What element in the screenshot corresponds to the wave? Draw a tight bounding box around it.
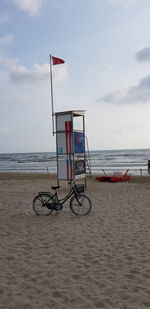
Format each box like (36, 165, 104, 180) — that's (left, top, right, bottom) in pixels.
(0, 149, 150, 174)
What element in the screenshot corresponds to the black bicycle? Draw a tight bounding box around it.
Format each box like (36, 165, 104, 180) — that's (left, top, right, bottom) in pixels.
(32, 182, 92, 216)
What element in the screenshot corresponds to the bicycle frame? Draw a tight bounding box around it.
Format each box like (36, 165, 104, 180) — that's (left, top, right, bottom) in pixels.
(39, 183, 83, 209)
(52, 186, 77, 205)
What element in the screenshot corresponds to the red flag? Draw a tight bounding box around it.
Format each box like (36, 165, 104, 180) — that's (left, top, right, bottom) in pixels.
(52, 56, 65, 65)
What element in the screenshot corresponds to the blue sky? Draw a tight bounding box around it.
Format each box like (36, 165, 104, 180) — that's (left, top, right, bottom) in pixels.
(1, 0, 150, 153)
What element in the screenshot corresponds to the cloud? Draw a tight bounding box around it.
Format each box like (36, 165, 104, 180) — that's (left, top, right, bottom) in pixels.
(136, 47, 150, 62)
(11, 0, 43, 15)
(0, 54, 17, 72)
(0, 54, 68, 84)
(11, 62, 68, 83)
(114, 122, 142, 134)
(52, 65, 68, 83)
(99, 74, 150, 104)
(0, 34, 14, 46)
(0, 126, 9, 134)
(11, 63, 50, 82)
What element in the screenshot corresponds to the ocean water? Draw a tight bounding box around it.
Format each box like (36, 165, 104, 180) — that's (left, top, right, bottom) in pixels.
(90, 149, 150, 175)
(0, 149, 150, 175)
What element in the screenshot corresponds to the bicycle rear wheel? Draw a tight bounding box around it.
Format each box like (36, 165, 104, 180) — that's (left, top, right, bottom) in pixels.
(33, 193, 54, 216)
(70, 194, 92, 216)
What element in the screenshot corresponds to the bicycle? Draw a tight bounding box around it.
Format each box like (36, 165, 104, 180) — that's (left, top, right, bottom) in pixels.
(32, 182, 92, 216)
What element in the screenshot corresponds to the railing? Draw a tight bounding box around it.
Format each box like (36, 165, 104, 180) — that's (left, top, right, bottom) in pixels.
(90, 167, 149, 177)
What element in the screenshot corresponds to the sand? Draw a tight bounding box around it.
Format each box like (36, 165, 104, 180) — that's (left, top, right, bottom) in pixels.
(0, 173, 150, 309)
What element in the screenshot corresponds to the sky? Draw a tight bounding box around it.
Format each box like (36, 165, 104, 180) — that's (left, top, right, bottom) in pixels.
(1, 0, 150, 153)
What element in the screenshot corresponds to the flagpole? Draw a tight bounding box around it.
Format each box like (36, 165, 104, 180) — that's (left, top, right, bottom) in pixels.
(50, 54, 55, 136)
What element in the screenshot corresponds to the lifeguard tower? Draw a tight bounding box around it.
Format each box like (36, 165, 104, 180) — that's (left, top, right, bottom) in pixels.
(55, 110, 88, 183)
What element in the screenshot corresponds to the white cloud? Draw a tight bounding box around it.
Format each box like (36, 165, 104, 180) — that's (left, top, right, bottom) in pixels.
(0, 54, 17, 71)
(136, 47, 150, 62)
(106, 64, 114, 72)
(0, 34, 14, 46)
(12, 0, 43, 15)
(12, 93, 35, 104)
(99, 74, 150, 104)
(0, 54, 68, 84)
(52, 65, 68, 83)
(10, 62, 68, 83)
(0, 126, 9, 134)
(114, 122, 142, 134)
(11, 63, 49, 82)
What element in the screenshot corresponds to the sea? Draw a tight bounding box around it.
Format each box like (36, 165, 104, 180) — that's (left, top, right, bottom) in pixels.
(0, 149, 150, 176)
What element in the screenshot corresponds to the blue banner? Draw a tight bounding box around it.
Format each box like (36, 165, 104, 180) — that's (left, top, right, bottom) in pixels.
(74, 132, 85, 153)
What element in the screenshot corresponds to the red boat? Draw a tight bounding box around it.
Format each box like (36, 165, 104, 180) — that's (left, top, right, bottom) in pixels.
(96, 170, 131, 182)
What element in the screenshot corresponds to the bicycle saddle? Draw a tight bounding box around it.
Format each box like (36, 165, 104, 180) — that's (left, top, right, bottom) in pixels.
(51, 186, 60, 190)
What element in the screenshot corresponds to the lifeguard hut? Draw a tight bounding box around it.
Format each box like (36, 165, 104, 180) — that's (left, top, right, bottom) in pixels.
(55, 110, 87, 183)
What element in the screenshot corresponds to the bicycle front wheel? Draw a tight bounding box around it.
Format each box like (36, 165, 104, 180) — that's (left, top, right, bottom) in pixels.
(33, 193, 54, 216)
(70, 194, 92, 216)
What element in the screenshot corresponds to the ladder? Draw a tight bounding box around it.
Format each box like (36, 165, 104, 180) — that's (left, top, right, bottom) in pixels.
(85, 136, 92, 176)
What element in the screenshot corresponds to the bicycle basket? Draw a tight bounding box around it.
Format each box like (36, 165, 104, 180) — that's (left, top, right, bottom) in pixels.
(75, 184, 84, 193)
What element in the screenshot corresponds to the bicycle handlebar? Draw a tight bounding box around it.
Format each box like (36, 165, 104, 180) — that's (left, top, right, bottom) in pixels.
(68, 180, 76, 187)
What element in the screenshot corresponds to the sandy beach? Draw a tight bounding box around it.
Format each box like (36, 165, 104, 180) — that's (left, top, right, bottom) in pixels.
(0, 173, 150, 309)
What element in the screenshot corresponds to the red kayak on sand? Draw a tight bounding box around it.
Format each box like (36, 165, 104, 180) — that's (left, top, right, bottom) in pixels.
(96, 170, 131, 182)
(96, 175, 131, 182)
